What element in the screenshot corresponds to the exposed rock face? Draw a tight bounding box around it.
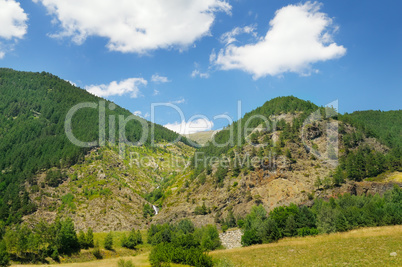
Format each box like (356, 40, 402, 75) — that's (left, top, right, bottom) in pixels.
(328, 181, 402, 198)
(304, 125, 322, 140)
(219, 229, 243, 249)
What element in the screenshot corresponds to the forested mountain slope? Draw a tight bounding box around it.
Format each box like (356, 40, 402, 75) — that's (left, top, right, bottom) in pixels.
(154, 97, 401, 226)
(0, 68, 190, 225)
(0, 69, 400, 233)
(343, 110, 402, 148)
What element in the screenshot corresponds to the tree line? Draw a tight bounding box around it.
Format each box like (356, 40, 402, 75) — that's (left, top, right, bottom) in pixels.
(222, 185, 402, 246)
(148, 219, 221, 267)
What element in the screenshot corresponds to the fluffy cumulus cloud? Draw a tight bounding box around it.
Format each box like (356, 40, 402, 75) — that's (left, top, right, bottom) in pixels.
(164, 118, 214, 135)
(151, 74, 170, 83)
(33, 0, 231, 54)
(0, 0, 28, 58)
(212, 2, 346, 78)
(85, 78, 147, 98)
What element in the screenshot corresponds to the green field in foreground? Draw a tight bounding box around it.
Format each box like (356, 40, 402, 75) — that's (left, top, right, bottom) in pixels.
(13, 225, 402, 267)
(211, 225, 402, 267)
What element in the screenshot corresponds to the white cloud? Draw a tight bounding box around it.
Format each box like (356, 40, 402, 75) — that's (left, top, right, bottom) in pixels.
(85, 78, 147, 98)
(164, 118, 214, 135)
(33, 0, 231, 54)
(191, 62, 210, 78)
(0, 0, 28, 58)
(220, 25, 257, 45)
(169, 98, 186, 104)
(66, 80, 76, 86)
(212, 2, 346, 78)
(133, 111, 142, 117)
(151, 74, 170, 83)
(191, 69, 210, 79)
(153, 89, 160, 96)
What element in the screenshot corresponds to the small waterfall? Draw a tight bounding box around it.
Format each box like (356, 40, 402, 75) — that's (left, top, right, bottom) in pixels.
(152, 205, 159, 215)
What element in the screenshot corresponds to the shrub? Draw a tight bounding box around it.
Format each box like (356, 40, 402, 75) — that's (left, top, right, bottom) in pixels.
(198, 174, 206, 185)
(237, 219, 245, 228)
(297, 227, 319, 237)
(221, 224, 228, 233)
(149, 243, 213, 267)
(117, 259, 135, 267)
(92, 241, 102, 259)
(194, 202, 209, 215)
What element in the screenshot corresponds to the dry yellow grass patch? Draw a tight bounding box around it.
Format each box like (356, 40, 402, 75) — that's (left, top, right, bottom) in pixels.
(387, 172, 402, 183)
(211, 225, 402, 266)
(12, 254, 148, 267)
(12, 252, 187, 267)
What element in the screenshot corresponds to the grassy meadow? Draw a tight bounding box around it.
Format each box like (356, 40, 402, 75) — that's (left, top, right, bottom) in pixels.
(11, 225, 402, 266)
(211, 225, 402, 266)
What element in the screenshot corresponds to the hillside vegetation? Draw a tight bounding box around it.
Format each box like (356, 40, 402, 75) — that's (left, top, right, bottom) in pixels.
(0, 70, 401, 266)
(0, 69, 190, 225)
(156, 96, 401, 227)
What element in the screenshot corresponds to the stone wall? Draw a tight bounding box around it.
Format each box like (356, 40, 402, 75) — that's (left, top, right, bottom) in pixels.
(219, 229, 243, 249)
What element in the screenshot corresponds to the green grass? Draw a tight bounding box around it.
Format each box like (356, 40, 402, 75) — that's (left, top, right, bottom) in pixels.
(12, 226, 402, 266)
(211, 225, 402, 267)
(93, 230, 150, 250)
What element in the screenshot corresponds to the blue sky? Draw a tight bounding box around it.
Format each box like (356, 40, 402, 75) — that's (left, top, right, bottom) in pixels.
(1, 0, 401, 134)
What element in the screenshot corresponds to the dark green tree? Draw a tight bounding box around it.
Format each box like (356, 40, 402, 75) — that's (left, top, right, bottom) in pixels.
(86, 227, 94, 248)
(104, 232, 113, 250)
(0, 240, 9, 267)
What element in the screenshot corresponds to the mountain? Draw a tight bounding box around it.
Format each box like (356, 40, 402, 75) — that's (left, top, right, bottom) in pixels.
(153, 97, 402, 226)
(0, 68, 191, 225)
(343, 110, 402, 148)
(0, 69, 400, 232)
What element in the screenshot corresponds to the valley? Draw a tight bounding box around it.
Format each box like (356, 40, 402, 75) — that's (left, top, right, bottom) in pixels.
(0, 69, 401, 266)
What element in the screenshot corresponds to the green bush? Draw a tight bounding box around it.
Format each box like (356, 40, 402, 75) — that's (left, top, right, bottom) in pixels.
(147, 219, 219, 266)
(297, 227, 319, 237)
(194, 202, 209, 215)
(117, 259, 135, 267)
(122, 229, 140, 249)
(92, 242, 102, 259)
(149, 243, 213, 267)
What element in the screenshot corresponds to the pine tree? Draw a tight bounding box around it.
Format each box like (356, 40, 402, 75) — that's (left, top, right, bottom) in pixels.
(86, 227, 94, 248)
(136, 230, 143, 245)
(0, 240, 9, 267)
(57, 218, 80, 255)
(283, 215, 297, 237)
(332, 167, 345, 186)
(78, 230, 87, 249)
(122, 229, 138, 249)
(104, 232, 113, 250)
